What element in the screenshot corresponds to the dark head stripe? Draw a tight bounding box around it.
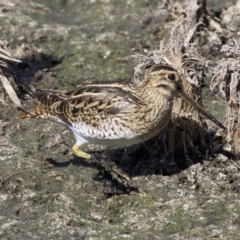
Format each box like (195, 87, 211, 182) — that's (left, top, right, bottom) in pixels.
(150, 65, 177, 73)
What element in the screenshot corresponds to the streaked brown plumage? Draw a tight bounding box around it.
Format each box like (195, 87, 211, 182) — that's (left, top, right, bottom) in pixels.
(20, 65, 225, 163)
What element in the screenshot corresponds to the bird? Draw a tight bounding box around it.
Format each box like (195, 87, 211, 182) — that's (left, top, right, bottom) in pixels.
(19, 65, 225, 181)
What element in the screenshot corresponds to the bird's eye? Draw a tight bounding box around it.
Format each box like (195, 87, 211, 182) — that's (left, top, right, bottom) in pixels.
(167, 73, 176, 81)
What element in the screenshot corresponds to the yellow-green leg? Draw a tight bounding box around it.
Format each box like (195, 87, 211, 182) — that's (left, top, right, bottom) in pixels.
(72, 144, 91, 159)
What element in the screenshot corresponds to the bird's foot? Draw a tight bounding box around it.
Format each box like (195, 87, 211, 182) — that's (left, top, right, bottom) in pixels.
(72, 144, 91, 159)
(91, 154, 130, 186)
(72, 144, 130, 186)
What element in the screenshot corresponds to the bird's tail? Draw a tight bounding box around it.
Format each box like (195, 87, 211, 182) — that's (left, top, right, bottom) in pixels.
(19, 87, 49, 119)
(19, 112, 34, 119)
(19, 105, 47, 119)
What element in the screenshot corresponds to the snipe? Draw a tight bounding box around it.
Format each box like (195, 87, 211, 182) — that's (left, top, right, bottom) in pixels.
(20, 65, 225, 182)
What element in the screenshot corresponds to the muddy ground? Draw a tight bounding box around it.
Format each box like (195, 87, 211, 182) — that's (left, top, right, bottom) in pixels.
(0, 0, 240, 239)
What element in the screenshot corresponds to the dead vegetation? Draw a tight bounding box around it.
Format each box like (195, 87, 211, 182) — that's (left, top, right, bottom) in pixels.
(211, 38, 240, 154)
(0, 40, 26, 112)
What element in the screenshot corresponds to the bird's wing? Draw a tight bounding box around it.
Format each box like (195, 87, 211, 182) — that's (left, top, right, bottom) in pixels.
(32, 83, 143, 121)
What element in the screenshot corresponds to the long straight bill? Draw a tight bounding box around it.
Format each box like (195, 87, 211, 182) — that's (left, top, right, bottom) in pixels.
(179, 91, 226, 129)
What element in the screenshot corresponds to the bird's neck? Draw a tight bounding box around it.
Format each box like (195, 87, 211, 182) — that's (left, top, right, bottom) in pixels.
(137, 84, 174, 123)
(139, 84, 174, 104)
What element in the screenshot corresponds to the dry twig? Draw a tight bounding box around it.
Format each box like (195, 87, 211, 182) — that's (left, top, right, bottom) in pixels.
(0, 40, 26, 112)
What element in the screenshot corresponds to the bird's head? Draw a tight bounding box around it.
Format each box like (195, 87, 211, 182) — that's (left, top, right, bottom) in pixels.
(144, 65, 183, 98)
(144, 64, 225, 129)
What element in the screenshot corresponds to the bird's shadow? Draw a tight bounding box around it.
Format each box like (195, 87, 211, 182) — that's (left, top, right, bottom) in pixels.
(46, 155, 139, 197)
(45, 118, 228, 197)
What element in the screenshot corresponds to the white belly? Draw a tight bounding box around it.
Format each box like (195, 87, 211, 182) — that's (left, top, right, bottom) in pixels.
(70, 112, 170, 148)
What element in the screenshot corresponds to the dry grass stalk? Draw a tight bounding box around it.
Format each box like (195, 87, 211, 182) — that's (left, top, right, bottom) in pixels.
(210, 38, 240, 153)
(133, 22, 208, 161)
(0, 40, 26, 112)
